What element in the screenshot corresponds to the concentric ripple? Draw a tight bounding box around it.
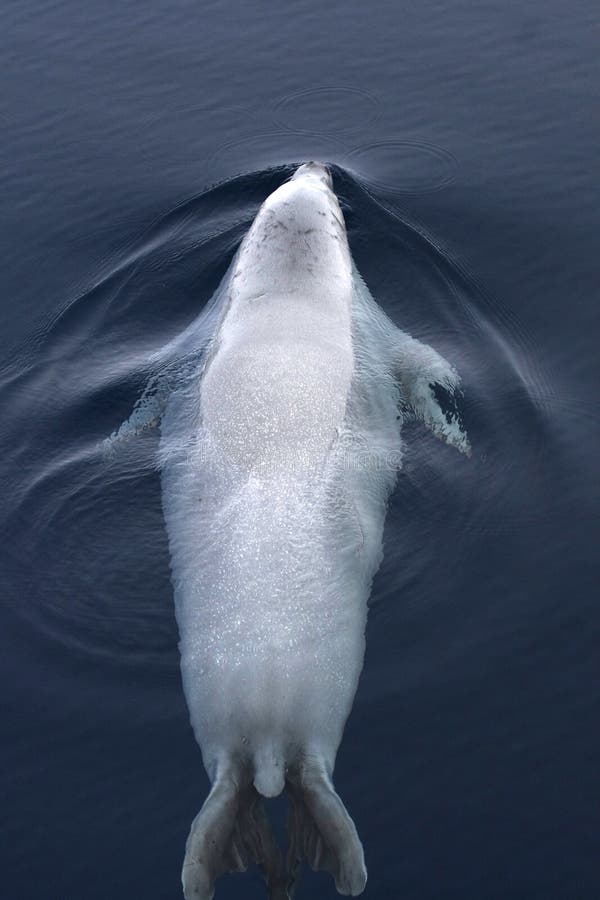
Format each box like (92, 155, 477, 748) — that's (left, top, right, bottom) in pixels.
(0, 164, 573, 671)
(346, 140, 458, 195)
(273, 86, 380, 135)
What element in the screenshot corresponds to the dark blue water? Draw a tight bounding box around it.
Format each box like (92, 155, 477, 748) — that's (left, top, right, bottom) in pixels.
(2, 2, 599, 898)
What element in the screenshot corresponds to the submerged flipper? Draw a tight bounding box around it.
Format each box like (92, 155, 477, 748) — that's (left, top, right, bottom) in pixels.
(182, 777, 286, 900)
(349, 265, 470, 456)
(393, 332, 471, 456)
(102, 348, 204, 458)
(102, 288, 224, 458)
(103, 373, 169, 455)
(286, 766, 367, 897)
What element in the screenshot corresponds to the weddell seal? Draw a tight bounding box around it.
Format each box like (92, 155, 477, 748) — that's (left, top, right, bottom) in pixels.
(107, 162, 470, 899)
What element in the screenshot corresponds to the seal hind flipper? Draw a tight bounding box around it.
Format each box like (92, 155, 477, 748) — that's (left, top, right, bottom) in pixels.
(182, 777, 285, 900)
(286, 767, 367, 897)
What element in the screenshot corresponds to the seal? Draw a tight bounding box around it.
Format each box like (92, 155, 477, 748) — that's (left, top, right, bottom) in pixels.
(108, 162, 470, 899)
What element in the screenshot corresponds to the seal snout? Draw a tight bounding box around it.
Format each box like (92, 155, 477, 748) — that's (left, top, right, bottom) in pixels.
(292, 161, 333, 188)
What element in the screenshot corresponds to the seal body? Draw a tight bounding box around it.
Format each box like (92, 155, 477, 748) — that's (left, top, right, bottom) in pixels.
(163, 164, 389, 896)
(109, 162, 469, 899)
(161, 164, 380, 791)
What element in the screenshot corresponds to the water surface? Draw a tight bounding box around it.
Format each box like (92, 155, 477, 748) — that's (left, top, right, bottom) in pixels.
(1, 1, 599, 898)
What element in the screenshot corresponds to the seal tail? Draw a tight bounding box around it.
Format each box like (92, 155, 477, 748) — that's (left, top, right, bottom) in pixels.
(182, 775, 286, 900)
(253, 742, 286, 799)
(286, 764, 367, 897)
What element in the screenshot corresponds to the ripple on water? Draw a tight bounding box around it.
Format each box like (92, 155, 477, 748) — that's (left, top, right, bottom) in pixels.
(338, 174, 563, 542)
(1, 165, 573, 672)
(273, 86, 380, 135)
(346, 140, 458, 195)
(6, 450, 175, 669)
(205, 131, 348, 185)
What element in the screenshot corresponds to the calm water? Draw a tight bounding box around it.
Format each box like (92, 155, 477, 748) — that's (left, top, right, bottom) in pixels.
(1, 1, 599, 898)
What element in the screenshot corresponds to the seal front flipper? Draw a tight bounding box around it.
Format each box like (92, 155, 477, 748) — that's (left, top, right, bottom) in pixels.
(102, 339, 210, 457)
(101, 370, 172, 460)
(103, 283, 225, 458)
(392, 332, 471, 456)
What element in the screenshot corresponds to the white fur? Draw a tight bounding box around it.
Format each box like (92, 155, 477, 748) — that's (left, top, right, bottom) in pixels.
(161, 165, 373, 785)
